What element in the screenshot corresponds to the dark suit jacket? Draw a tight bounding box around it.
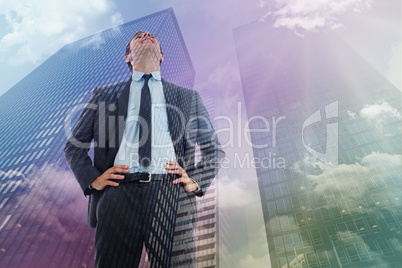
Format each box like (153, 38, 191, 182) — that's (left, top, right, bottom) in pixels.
(64, 77, 224, 227)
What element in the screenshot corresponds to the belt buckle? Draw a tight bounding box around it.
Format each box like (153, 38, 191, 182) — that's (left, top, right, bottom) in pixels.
(139, 172, 151, 183)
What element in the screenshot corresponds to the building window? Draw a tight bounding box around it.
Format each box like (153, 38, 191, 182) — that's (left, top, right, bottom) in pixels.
(376, 237, 394, 257)
(270, 217, 281, 233)
(273, 236, 285, 254)
(276, 198, 292, 213)
(310, 229, 322, 245)
(335, 246, 349, 265)
(365, 216, 381, 233)
(283, 232, 302, 251)
(320, 207, 332, 221)
(267, 201, 277, 215)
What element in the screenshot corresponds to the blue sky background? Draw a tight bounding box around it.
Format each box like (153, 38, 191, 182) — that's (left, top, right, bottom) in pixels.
(0, 0, 400, 97)
(0, 0, 400, 266)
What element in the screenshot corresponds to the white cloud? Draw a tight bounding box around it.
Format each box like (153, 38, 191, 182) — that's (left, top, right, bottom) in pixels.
(359, 101, 401, 135)
(256, 0, 268, 9)
(199, 61, 242, 115)
(335, 231, 395, 266)
(347, 110, 357, 119)
(5, 164, 88, 242)
(217, 176, 254, 208)
(111, 12, 124, 28)
(260, 0, 373, 33)
(208, 62, 240, 87)
(361, 151, 401, 169)
(360, 101, 401, 119)
(0, 0, 123, 66)
(296, 151, 401, 203)
(307, 151, 401, 175)
(82, 33, 105, 50)
(274, 16, 326, 32)
(303, 161, 368, 199)
(0, 169, 27, 179)
(238, 253, 270, 268)
(288, 151, 400, 265)
(237, 224, 271, 268)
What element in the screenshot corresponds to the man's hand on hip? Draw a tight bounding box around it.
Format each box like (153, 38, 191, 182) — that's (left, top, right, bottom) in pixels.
(164, 161, 198, 193)
(90, 165, 129, 191)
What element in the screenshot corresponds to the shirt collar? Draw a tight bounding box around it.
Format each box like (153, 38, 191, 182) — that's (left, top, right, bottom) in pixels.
(131, 70, 161, 81)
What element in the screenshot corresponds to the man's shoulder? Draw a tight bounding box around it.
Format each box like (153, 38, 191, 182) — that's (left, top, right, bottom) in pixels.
(91, 78, 131, 99)
(162, 79, 196, 96)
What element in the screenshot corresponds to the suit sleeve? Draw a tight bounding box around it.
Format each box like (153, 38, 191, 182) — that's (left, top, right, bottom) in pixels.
(64, 88, 102, 196)
(184, 91, 225, 197)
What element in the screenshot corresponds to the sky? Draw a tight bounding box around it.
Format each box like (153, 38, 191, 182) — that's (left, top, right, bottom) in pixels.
(0, 0, 400, 267)
(0, 0, 400, 96)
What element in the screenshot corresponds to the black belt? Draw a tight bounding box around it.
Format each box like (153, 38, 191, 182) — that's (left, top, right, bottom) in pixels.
(112, 172, 167, 183)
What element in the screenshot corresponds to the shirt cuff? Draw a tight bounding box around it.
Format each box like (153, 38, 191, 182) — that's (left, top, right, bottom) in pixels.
(84, 184, 95, 196)
(190, 179, 203, 196)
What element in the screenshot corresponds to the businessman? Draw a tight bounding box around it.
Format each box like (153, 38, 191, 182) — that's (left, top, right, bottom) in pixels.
(64, 31, 224, 267)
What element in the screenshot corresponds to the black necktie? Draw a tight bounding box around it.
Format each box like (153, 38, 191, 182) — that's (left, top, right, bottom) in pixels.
(139, 74, 152, 168)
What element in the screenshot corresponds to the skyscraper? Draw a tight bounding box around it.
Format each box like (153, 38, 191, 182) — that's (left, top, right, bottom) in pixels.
(234, 21, 401, 268)
(0, 8, 219, 267)
(171, 84, 220, 268)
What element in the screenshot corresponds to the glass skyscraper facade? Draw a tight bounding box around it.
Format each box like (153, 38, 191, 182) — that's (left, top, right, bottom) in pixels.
(171, 84, 220, 268)
(0, 8, 220, 267)
(234, 21, 401, 268)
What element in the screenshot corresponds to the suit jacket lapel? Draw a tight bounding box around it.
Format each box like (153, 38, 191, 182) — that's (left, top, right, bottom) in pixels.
(162, 79, 184, 163)
(113, 77, 131, 153)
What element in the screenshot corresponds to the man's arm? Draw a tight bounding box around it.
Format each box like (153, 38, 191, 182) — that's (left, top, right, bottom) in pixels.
(64, 88, 103, 196)
(182, 90, 225, 196)
(65, 88, 129, 195)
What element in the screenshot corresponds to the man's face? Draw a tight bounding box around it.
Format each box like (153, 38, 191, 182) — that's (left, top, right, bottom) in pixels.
(125, 31, 163, 67)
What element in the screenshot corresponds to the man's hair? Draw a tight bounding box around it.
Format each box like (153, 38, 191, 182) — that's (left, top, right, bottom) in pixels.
(125, 31, 164, 72)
